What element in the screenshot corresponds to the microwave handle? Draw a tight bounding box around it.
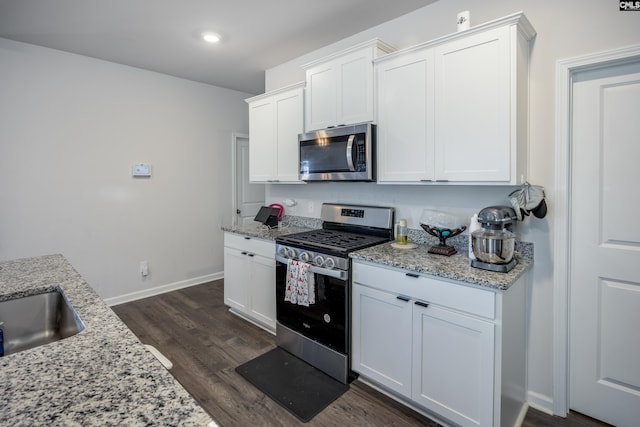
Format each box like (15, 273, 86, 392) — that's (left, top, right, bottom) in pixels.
(346, 134, 356, 172)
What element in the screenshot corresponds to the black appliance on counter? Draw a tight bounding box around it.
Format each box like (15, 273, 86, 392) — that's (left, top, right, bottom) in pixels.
(253, 205, 280, 228)
(275, 203, 394, 384)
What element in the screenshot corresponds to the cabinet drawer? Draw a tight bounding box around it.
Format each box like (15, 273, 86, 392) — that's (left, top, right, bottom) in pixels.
(353, 261, 495, 319)
(224, 233, 275, 258)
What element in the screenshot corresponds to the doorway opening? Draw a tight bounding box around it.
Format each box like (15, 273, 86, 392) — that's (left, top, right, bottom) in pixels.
(232, 133, 265, 226)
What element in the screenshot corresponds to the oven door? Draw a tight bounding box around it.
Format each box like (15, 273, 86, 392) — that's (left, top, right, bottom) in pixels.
(275, 256, 349, 354)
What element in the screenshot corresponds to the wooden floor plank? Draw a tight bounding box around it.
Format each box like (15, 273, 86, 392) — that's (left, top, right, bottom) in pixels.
(112, 280, 610, 427)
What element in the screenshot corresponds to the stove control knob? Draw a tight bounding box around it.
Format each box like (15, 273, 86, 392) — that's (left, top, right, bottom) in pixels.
(278, 247, 288, 257)
(313, 255, 325, 267)
(287, 248, 298, 259)
(324, 257, 335, 269)
(299, 252, 311, 262)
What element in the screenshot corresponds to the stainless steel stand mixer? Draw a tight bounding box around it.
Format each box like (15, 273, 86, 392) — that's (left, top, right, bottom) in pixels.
(470, 206, 518, 273)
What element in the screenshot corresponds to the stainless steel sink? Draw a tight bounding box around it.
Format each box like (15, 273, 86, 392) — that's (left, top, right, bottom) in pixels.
(0, 289, 85, 356)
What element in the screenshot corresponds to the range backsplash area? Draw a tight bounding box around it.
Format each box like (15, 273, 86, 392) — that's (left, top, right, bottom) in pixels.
(267, 182, 533, 240)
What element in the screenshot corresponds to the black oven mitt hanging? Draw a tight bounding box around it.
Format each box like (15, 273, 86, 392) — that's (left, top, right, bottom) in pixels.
(508, 182, 547, 221)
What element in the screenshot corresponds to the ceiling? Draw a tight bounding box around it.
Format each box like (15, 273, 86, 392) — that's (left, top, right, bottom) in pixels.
(0, 0, 436, 94)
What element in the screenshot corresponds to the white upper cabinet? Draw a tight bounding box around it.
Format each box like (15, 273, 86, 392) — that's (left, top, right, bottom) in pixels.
(246, 82, 305, 183)
(376, 49, 435, 182)
(433, 26, 511, 182)
(303, 39, 395, 131)
(375, 12, 536, 185)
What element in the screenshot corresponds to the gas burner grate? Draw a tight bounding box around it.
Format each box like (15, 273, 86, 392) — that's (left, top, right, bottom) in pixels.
(278, 229, 389, 253)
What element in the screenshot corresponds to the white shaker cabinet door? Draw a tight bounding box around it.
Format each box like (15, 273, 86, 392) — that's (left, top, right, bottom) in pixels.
(223, 247, 251, 312)
(433, 26, 511, 182)
(247, 254, 276, 329)
(274, 88, 304, 182)
(376, 49, 435, 182)
(248, 98, 276, 182)
(412, 302, 495, 427)
(305, 63, 337, 131)
(352, 283, 413, 398)
(337, 48, 375, 127)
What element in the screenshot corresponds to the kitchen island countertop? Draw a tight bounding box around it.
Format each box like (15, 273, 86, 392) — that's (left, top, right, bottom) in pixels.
(0, 254, 214, 426)
(350, 240, 533, 291)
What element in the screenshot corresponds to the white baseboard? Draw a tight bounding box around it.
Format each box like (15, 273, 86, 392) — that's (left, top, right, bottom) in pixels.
(514, 402, 530, 426)
(356, 376, 453, 427)
(104, 271, 224, 306)
(526, 390, 555, 416)
(228, 307, 276, 335)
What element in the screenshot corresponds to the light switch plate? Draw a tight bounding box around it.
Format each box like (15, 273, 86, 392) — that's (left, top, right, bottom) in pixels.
(132, 163, 151, 177)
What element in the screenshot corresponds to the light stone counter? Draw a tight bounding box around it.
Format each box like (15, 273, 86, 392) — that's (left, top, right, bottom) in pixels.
(223, 219, 533, 290)
(221, 224, 311, 241)
(350, 234, 533, 291)
(221, 215, 320, 241)
(0, 254, 214, 426)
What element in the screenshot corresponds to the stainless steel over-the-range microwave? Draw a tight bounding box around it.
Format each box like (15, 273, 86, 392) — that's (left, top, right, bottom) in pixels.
(298, 123, 375, 182)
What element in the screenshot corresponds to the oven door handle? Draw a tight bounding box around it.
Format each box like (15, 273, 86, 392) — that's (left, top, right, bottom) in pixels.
(275, 255, 348, 281)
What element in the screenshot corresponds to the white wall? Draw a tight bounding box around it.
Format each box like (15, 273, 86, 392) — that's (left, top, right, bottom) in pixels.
(0, 38, 250, 303)
(264, 0, 640, 415)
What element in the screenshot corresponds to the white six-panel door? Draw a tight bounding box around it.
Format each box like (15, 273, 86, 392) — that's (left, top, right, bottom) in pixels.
(570, 60, 640, 427)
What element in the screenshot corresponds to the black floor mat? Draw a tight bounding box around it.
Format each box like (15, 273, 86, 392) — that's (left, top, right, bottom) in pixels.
(235, 347, 349, 422)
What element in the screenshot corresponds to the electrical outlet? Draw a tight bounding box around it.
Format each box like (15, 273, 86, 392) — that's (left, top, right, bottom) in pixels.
(140, 261, 149, 277)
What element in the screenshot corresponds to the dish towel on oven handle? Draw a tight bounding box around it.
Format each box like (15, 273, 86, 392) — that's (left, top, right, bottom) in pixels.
(284, 259, 316, 306)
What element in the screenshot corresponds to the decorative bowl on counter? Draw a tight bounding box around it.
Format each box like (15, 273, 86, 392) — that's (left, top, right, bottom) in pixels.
(419, 209, 467, 256)
(420, 224, 467, 256)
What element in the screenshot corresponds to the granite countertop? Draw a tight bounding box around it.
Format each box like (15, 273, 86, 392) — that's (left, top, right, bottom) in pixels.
(222, 218, 533, 291)
(350, 237, 533, 291)
(221, 223, 311, 240)
(0, 254, 214, 426)
(221, 215, 320, 241)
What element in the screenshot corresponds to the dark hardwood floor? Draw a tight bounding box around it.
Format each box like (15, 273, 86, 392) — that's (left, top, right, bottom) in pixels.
(112, 281, 609, 427)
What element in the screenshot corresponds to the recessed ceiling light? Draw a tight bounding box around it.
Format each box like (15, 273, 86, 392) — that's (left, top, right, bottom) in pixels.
(202, 32, 221, 43)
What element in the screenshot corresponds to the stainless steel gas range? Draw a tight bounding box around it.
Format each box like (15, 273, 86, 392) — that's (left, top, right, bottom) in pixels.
(275, 203, 395, 383)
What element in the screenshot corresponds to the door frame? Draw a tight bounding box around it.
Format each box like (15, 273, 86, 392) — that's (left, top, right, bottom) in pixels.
(231, 132, 249, 226)
(553, 44, 640, 416)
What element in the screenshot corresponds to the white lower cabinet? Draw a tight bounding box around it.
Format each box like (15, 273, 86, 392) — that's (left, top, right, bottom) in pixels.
(412, 301, 494, 426)
(352, 260, 526, 427)
(352, 284, 413, 398)
(223, 233, 276, 332)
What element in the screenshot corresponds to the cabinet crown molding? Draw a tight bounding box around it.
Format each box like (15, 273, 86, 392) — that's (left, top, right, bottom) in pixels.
(375, 11, 536, 64)
(245, 81, 305, 104)
(301, 38, 396, 70)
